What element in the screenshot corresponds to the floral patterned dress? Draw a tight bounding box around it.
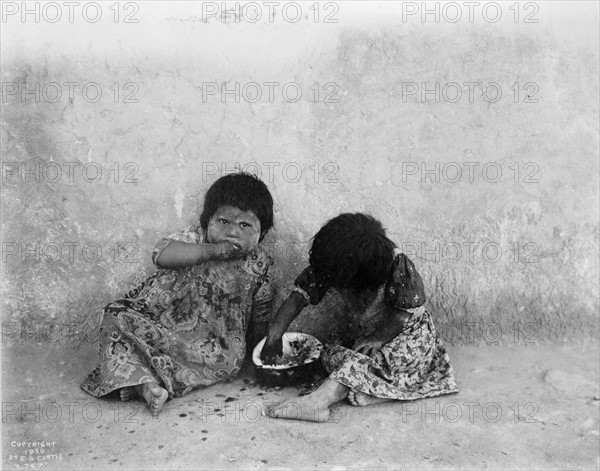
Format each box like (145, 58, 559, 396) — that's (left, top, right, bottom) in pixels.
(81, 227, 273, 399)
(293, 253, 458, 400)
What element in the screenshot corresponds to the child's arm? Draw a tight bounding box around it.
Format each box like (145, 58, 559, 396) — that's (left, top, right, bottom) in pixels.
(155, 240, 241, 268)
(353, 308, 411, 356)
(354, 253, 427, 356)
(260, 291, 308, 364)
(261, 266, 328, 365)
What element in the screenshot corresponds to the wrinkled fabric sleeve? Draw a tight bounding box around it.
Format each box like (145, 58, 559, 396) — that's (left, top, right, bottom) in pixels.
(384, 253, 427, 310)
(246, 258, 275, 350)
(293, 265, 329, 306)
(151, 226, 203, 266)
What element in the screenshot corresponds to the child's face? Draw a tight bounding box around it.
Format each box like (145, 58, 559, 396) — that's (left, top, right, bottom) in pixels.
(206, 205, 262, 253)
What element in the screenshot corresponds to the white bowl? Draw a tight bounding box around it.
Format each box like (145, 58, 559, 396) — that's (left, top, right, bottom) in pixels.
(252, 332, 323, 370)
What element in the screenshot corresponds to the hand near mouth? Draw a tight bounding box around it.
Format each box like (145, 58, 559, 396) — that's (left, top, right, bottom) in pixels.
(213, 241, 244, 261)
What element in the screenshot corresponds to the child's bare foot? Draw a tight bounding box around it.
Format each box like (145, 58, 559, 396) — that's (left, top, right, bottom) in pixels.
(266, 379, 348, 422)
(135, 382, 168, 416)
(119, 387, 136, 402)
(266, 395, 332, 422)
(348, 389, 391, 407)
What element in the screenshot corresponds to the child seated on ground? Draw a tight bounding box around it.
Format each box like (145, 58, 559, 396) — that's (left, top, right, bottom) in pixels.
(261, 213, 458, 422)
(81, 173, 275, 416)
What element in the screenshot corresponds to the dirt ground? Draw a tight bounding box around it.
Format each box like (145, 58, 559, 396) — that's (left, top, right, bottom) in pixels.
(2, 341, 599, 471)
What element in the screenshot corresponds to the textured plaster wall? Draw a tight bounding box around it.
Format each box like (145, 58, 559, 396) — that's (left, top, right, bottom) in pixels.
(1, 2, 598, 346)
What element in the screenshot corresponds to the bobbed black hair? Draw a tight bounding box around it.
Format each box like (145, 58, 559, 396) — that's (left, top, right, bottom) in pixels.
(199, 172, 274, 241)
(309, 213, 396, 292)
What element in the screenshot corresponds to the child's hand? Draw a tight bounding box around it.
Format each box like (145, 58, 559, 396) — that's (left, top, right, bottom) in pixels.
(353, 335, 384, 357)
(210, 242, 244, 261)
(260, 337, 283, 365)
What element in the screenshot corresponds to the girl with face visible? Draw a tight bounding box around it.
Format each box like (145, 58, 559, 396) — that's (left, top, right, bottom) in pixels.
(81, 173, 274, 416)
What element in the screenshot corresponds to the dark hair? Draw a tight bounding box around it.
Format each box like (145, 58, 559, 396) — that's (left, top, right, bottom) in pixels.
(309, 213, 396, 292)
(199, 172, 274, 241)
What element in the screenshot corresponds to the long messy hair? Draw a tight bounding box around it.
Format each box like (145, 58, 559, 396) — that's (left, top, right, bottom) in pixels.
(309, 213, 396, 292)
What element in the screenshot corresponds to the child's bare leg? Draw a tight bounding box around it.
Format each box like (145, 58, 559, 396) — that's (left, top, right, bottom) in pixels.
(266, 379, 349, 422)
(135, 382, 168, 416)
(348, 390, 392, 407)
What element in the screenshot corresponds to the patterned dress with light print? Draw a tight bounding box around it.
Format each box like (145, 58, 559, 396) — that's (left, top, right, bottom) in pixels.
(293, 254, 458, 400)
(81, 227, 273, 399)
